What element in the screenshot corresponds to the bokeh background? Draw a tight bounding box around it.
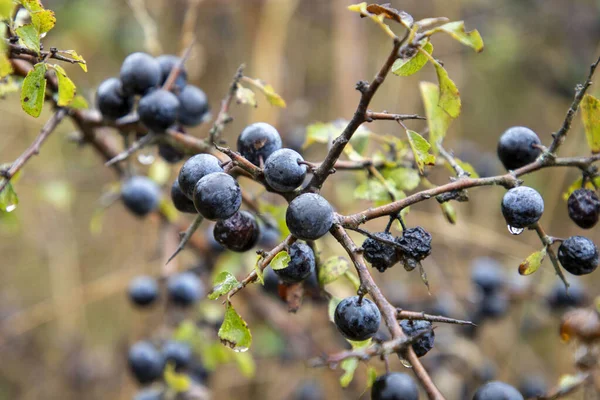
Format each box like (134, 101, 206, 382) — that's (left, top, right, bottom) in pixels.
(1, 0, 600, 399)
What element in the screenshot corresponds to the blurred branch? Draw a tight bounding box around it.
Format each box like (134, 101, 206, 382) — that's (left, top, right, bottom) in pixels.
(438, 144, 468, 178)
(208, 64, 245, 144)
(127, 0, 162, 55)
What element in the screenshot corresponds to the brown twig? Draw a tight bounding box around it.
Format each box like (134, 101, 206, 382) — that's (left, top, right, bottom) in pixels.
(7, 43, 87, 66)
(438, 144, 468, 178)
(396, 309, 476, 327)
(0, 108, 68, 194)
(366, 111, 426, 122)
(208, 64, 245, 145)
(532, 222, 569, 290)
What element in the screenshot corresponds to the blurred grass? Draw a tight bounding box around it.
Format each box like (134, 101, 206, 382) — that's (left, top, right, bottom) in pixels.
(0, 0, 599, 399)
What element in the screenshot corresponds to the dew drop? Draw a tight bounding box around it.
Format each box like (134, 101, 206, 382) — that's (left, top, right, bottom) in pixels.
(399, 357, 412, 368)
(5, 204, 16, 213)
(137, 153, 155, 165)
(507, 225, 524, 235)
(233, 346, 249, 353)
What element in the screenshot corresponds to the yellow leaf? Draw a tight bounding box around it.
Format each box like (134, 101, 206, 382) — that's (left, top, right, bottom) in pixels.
(164, 363, 191, 393)
(518, 247, 547, 275)
(50, 64, 76, 106)
(430, 21, 484, 52)
(581, 94, 600, 154)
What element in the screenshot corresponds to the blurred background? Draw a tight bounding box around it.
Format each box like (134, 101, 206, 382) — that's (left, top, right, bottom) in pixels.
(1, 0, 600, 399)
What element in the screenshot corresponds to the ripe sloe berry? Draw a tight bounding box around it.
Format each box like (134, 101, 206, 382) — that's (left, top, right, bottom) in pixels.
(497, 126, 542, 171)
(473, 381, 524, 400)
(567, 188, 600, 229)
(162, 340, 193, 370)
(477, 293, 509, 320)
(237, 122, 282, 166)
(128, 341, 165, 384)
(263, 148, 307, 192)
(471, 257, 505, 294)
(213, 211, 260, 252)
(399, 319, 434, 357)
(156, 54, 187, 90)
(193, 172, 242, 220)
(557, 235, 599, 276)
(372, 373, 419, 400)
(121, 176, 161, 217)
(128, 275, 159, 307)
(396, 227, 432, 270)
(167, 272, 204, 307)
(273, 242, 315, 284)
(158, 143, 185, 164)
(134, 389, 163, 400)
(501, 186, 544, 229)
(138, 89, 180, 132)
(334, 296, 381, 341)
(177, 154, 223, 199)
(178, 85, 210, 126)
(120, 52, 161, 95)
(171, 179, 197, 214)
(546, 280, 586, 310)
(362, 232, 399, 272)
(286, 193, 334, 240)
(96, 77, 133, 119)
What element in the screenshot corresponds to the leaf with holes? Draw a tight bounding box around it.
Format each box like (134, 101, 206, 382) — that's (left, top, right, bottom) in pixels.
(406, 130, 435, 174)
(429, 21, 484, 52)
(218, 302, 252, 351)
(392, 41, 433, 76)
(50, 64, 76, 106)
(208, 271, 240, 300)
(19, 0, 55, 34)
(318, 256, 350, 285)
(21, 62, 47, 117)
(270, 251, 290, 271)
(519, 247, 547, 275)
(16, 24, 40, 54)
(581, 94, 600, 154)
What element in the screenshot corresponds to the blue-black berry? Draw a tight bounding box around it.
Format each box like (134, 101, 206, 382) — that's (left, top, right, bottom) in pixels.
(158, 143, 185, 164)
(121, 176, 161, 217)
(263, 148, 307, 192)
(120, 52, 161, 95)
(237, 122, 282, 166)
(213, 210, 260, 252)
(167, 272, 204, 307)
(334, 296, 381, 341)
(193, 172, 242, 220)
(128, 275, 159, 307)
(177, 154, 223, 199)
(171, 179, 197, 214)
(96, 77, 133, 119)
(286, 193, 334, 240)
(557, 235, 599, 276)
(497, 126, 542, 171)
(471, 257, 505, 295)
(362, 232, 399, 272)
(138, 89, 180, 132)
(501, 186, 544, 229)
(372, 373, 419, 400)
(162, 340, 193, 370)
(273, 242, 315, 284)
(178, 85, 210, 126)
(473, 381, 524, 400)
(567, 189, 600, 229)
(546, 280, 587, 310)
(399, 319, 434, 357)
(128, 341, 165, 384)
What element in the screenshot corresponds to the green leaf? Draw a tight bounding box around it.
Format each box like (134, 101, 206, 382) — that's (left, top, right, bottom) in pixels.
(16, 24, 40, 54)
(349, 128, 371, 155)
(69, 95, 89, 109)
(406, 130, 435, 174)
(581, 94, 600, 154)
(0, 181, 19, 212)
(430, 21, 484, 52)
(367, 366, 378, 388)
(0, 52, 13, 79)
(440, 202, 457, 224)
(340, 358, 359, 388)
(218, 302, 252, 351)
(235, 84, 257, 107)
(19, 0, 44, 12)
(158, 199, 178, 222)
(57, 50, 87, 72)
(21, 62, 47, 117)
(454, 158, 480, 178)
(27, 9, 56, 35)
(270, 251, 291, 271)
(234, 351, 256, 378)
(382, 167, 420, 191)
(419, 82, 451, 154)
(0, 76, 19, 96)
(354, 179, 390, 203)
(431, 59, 461, 118)
(519, 247, 547, 276)
(392, 41, 433, 76)
(50, 64, 76, 106)
(344, 270, 361, 291)
(0, 0, 12, 19)
(254, 256, 265, 285)
(328, 296, 342, 322)
(173, 320, 197, 343)
(303, 120, 372, 150)
(259, 203, 290, 238)
(209, 271, 240, 300)
(164, 363, 191, 393)
(318, 256, 350, 285)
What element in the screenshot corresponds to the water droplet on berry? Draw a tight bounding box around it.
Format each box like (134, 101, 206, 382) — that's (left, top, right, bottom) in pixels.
(399, 357, 412, 368)
(507, 225, 524, 235)
(137, 153, 155, 165)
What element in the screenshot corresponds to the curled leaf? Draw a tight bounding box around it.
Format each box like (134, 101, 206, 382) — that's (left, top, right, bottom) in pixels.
(518, 247, 547, 275)
(208, 271, 240, 300)
(270, 251, 291, 271)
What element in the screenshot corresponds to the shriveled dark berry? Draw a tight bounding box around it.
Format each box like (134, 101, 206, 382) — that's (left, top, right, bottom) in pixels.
(193, 172, 242, 220)
(399, 319, 434, 357)
(362, 232, 399, 272)
(557, 236, 599, 276)
(128, 275, 159, 307)
(473, 381, 524, 400)
(567, 189, 600, 229)
(128, 341, 165, 384)
(138, 89, 180, 132)
(213, 211, 260, 252)
(156, 54, 187, 90)
(497, 126, 542, 171)
(501, 186, 544, 229)
(546, 280, 587, 310)
(178, 85, 210, 126)
(162, 340, 192, 370)
(372, 373, 419, 400)
(273, 242, 315, 284)
(263, 148, 307, 192)
(167, 272, 204, 307)
(120, 52, 161, 95)
(158, 143, 185, 164)
(237, 122, 282, 166)
(121, 176, 161, 217)
(334, 296, 381, 341)
(96, 77, 133, 119)
(286, 193, 334, 240)
(177, 154, 223, 199)
(396, 227, 432, 270)
(471, 257, 505, 294)
(171, 179, 197, 214)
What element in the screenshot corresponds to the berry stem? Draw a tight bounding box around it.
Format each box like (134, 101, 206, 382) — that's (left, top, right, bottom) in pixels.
(532, 222, 569, 291)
